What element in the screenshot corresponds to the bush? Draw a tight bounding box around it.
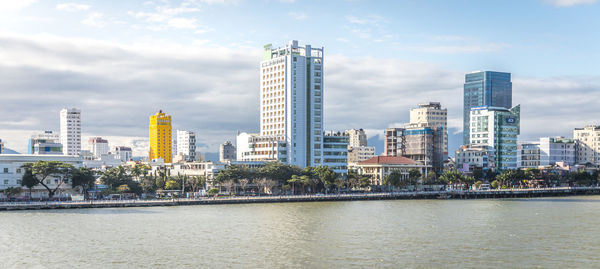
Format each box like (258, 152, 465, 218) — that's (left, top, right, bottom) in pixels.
(207, 188, 219, 197)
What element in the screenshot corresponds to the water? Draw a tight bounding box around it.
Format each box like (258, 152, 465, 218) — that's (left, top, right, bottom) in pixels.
(2, 196, 600, 268)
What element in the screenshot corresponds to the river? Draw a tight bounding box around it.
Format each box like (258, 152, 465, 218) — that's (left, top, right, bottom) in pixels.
(2, 196, 600, 268)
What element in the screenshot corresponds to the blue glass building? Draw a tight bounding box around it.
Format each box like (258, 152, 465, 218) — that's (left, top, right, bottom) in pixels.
(463, 71, 512, 144)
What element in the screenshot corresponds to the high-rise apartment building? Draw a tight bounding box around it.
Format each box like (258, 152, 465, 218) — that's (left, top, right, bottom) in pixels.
(88, 137, 109, 158)
(469, 105, 520, 170)
(260, 40, 324, 168)
(219, 141, 236, 163)
(236, 132, 287, 162)
(28, 131, 62, 155)
(574, 125, 600, 165)
(344, 129, 367, 148)
(463, 71, 512, 144)
(149, 110, 172, 163)
(410, 102, 448, 159)
(176, 130, 196, 162)
(60, 108, 81, 156)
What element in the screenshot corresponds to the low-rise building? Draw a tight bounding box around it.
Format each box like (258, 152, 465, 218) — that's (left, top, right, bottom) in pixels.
(89, 137, 109, 158)
(356, 156, 427, 186)
(0, 154, 83, 198)
(455, 144, 496, 174)
(347, 146, 376, 169)
(114, 146, 132, 162)
(517, 137, 576, 168)
(236, 132, 288, 163)
(28, 131, 62, 155)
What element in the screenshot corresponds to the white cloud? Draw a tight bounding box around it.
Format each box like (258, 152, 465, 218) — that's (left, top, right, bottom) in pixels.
(0, 0, 36, 12)
(82, 12, 106, 28)
(168, 17, 197, 29)
(288, 12, 307, 20)
(545, 0, 598, 7)
(399, 42, 510, 54)
(56, 3, 90, 12)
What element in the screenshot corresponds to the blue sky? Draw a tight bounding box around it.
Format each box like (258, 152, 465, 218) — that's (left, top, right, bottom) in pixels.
(0, 0, 599, 155)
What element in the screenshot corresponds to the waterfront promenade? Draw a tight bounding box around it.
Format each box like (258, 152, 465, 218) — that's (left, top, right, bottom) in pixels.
(1, 186, 599, 211)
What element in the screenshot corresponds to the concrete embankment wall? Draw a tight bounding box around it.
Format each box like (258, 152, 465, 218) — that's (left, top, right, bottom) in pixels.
(1, 188, 599, 211)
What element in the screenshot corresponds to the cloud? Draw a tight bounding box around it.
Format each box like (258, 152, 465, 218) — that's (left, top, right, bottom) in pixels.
(0, 0, 36, 12)
(399, 42, 510, 54)
(168, 17, 197, 29)
(128, 1, 214, 32)
(288, 12, 307, 20)
(82, 12, 106, 27)
(1, 34, 598, 157)
(56, 3, 90, 12)
(545, 0, 598, 6)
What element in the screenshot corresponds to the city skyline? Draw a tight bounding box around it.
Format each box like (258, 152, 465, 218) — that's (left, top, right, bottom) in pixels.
(1, 0, 600, 156)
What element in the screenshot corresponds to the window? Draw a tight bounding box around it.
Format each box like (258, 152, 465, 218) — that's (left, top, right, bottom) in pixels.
(3, 168, 7, 173)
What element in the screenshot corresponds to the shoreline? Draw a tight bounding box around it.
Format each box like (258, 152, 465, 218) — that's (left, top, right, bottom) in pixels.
(2, 187, 599, 211)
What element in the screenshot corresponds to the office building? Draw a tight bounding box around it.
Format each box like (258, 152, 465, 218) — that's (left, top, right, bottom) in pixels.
(469, 105, 520, 170)
(260, 40, 324, 168)
(517, 137, 576, 168)
(28, 131, 62, 155)
(176, 130, 196, 162)
(463, 71, 512, 144)
(219, 141, 236, 163)
(60, 108, 81, 156)
(410, 102, 448, 159)
(114, 146, 132, 162)
(323, 131, 349, 175)
(149, 110, 173, 163)
(88, 137, 109, 158)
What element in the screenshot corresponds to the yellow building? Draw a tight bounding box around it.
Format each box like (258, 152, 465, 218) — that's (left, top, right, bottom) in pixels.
(149, 110, 172, 163)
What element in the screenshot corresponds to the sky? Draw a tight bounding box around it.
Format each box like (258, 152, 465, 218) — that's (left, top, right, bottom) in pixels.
(0, 0, 599, 156)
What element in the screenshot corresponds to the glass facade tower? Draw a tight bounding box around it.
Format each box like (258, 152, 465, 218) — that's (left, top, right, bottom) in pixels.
(463, 71, 512, 144)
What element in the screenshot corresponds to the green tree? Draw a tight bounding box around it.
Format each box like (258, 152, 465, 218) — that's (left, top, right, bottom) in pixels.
(313, 165, 337, 193)
(20, 161, 75, 199)
(474, 181, 483, 189)
(497, 170, 525, 188)
(165, 180, 181, 190)
(408, 169, 421, 190)
(3, 187, 22, 199)
(21, 168, 37, 198)
(71, 167, 96, 199)
(491, 180, 500, 189)
(439, 170, 465, 188)
(472, 167, 484, 181)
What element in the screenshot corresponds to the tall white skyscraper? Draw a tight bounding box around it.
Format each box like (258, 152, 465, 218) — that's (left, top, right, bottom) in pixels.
(176, 130, 196, 161)
(260, 40, 324, 168)
(60, 108, 81, 156)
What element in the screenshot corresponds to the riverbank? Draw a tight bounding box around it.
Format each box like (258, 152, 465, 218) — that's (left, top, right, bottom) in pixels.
(2, 186, 599, 211)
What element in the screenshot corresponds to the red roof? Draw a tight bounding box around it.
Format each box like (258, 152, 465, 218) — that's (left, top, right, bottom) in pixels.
(358, 156, 418, 165)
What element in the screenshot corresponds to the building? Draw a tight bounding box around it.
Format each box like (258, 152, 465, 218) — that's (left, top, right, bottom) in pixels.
(574, 125, 600, 165)
(410, 102, 448, 160)
(60, 108, 81, 156)
(219, 141, 236, 163)
(149, 110, 173, 163)
(88, 137, 109, 158)
(176, 130, 196, 162)
(345, 129, 368, 148)
(114, 146, 132, 162)
(0, 154, 83, 198)
(517, 142, 540, 168)
(463, 71, 512, 144)
(236, 132, 287, 162)
(27, 131, 62, 155)
(347, 146, 376, 169)
(540, 137, 576, 166)
(384, 126, 445, 173)
(322, 131, 349, 175)
(0, 139, 3, 154)
(356, 156, 427, 186)
(455, 144, 496, 175)
(469, 105, 520, 170)
(260, 40, 324, 168)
